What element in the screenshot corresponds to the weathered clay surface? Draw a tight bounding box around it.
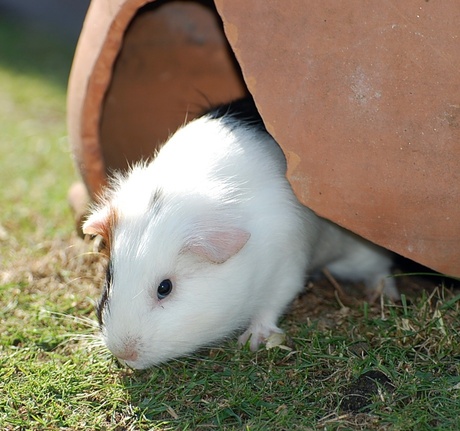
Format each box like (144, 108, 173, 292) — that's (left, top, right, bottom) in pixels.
(67, 0, 246, 196)
(68, 0, 460, 276)
(68, 0, 150, 196)
(215, 0, 460, 276)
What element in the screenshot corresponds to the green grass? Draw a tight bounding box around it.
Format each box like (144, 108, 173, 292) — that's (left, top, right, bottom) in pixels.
(1, 15, 460, 431)
(0, 16, 76, 248)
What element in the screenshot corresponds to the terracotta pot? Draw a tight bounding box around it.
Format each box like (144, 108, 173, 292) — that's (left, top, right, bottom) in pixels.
(67, 0, 460, 277)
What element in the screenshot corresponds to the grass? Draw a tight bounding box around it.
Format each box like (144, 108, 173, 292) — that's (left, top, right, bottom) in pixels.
(1, 14, 460, 431)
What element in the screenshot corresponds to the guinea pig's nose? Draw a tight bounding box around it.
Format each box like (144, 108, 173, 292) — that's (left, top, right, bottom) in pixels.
(112, 339, 139, 362)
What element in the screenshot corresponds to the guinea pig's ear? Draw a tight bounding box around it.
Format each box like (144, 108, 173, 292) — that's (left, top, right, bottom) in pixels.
(82, 205, 117, 246)
(83, 206, 108, 236)
(184, 226, 250, 264)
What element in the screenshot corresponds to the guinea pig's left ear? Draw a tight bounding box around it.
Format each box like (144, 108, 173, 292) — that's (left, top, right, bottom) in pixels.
(184, 225, 250, 264)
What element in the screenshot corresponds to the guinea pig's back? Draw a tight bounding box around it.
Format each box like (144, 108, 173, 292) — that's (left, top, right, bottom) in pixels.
(151, 111, 286, 198)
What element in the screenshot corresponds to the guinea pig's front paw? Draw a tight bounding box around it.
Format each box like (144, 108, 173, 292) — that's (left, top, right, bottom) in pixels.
(238, 322, 284, 352)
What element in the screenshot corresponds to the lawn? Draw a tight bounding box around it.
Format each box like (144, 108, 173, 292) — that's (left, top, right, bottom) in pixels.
(1, 14, 460, 431)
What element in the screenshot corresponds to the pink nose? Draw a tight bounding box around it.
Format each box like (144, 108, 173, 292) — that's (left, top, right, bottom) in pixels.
(111, 339, 139, 362)
(115, 348, 138, 362)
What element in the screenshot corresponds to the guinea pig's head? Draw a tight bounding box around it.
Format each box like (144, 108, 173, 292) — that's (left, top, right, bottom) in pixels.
(83, 190, 251, 369)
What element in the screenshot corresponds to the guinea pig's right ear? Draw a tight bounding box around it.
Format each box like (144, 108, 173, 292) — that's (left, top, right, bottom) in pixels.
(82, 206, 117, 248)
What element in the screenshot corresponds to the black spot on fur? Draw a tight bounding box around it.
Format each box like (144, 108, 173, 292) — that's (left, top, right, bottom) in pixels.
(97, 261, 113, 327)
(207, 96, 267, 133)
(149, 187, 164, 214)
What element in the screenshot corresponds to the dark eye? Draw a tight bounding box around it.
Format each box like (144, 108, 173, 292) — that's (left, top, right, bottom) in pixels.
(157, 279, 173, 300)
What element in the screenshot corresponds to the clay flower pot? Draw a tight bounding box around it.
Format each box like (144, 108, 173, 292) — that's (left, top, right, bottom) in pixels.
(67, 0, 460, 276)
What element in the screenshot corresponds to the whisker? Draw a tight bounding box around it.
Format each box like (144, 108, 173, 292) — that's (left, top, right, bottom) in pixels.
(41, 309, 99, 330)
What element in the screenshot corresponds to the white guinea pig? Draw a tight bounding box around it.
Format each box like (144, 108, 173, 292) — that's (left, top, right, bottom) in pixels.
(83, 98, 399, 369)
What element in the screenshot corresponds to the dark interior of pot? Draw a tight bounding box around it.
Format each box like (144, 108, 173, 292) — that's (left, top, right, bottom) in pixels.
(99, 0, 247, 174)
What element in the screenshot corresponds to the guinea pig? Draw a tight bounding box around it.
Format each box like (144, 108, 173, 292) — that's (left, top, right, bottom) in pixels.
(83, 97, 399, 369)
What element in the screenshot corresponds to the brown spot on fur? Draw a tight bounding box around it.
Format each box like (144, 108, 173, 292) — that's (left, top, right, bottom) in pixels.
(92, 205, 118, 258)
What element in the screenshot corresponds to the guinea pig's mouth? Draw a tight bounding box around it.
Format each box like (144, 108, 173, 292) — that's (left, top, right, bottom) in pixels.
(112, 351, 153, 370)
(122, 358, 153, 370)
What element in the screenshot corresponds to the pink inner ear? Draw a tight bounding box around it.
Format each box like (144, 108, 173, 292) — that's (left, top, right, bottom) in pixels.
(188, 228, 251, 264)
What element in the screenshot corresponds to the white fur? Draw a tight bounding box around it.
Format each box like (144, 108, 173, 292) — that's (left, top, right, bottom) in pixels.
(84, 114, 398, 369)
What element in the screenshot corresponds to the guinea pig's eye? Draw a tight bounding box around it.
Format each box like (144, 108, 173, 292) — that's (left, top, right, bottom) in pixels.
(157, 279, 173, 300)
